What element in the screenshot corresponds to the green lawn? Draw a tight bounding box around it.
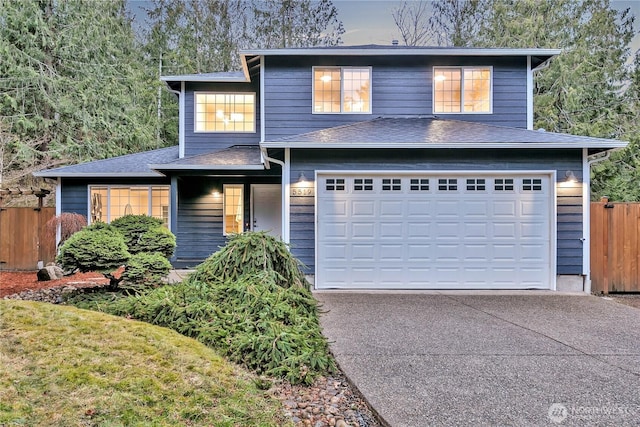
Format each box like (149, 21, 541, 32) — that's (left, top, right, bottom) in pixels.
(0, 300, 289, 426)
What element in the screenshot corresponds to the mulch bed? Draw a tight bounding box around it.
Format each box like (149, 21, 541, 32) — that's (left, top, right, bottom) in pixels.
(0, 271, 109, 298)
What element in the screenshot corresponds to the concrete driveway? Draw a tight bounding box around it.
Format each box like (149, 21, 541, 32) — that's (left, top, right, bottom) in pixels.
(315, 292, 640, 426)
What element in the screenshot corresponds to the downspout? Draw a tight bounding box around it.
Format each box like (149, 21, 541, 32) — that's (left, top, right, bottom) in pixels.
(165, 83, 185, 158)
(583, 149, 615, 293)
(258, 55, 290, 244)
(261, 147, 290, 244)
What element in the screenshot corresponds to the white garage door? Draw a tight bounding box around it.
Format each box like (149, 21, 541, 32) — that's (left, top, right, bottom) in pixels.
(316, 173, 553, 290)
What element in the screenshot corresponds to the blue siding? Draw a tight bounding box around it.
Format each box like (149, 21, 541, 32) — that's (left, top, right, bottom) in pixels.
(184, 81, 261, 157)
(264, 56, 528, 140)
(173, 176, 281, 268)
(288, 148, 583, 276)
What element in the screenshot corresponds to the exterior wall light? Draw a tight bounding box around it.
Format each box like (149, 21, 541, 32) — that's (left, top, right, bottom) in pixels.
(565, 170, 578, 183)
(298, 172, 307, 183)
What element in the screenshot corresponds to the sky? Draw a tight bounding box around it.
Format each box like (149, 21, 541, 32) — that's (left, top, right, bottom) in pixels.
(333, 0, 640, 50)
(130, 0, 640, 51)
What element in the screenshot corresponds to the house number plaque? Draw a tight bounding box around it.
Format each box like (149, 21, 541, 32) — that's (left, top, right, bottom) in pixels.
(291, 187, 314, 197)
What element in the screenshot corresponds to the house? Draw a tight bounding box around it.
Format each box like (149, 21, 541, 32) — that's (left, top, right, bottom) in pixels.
(35, 45, 627, 292)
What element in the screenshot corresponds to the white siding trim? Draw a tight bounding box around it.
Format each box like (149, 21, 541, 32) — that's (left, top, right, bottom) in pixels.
(283, 148, 291, 244)
(179, 81, 185, 158)
(55, 178, 61, 248)
(582, 148, 591, 292)
(527, 56, 533, 130)
(260, 56, 265, 142)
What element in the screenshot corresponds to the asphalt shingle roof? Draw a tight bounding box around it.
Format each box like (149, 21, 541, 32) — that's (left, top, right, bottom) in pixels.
(34, 146, 179, 178)
(265, 117, 626, 148)
(151, 145, 263, 170)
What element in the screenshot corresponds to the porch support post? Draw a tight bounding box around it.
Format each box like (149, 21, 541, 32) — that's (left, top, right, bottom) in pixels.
(283, 148, 290, 244)
(582, 148, 591, 293)
(170, 175, 178, 263)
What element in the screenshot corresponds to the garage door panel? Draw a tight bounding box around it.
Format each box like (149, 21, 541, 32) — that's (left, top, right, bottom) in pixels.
(325, 200, 348, 216)
(322, 244, 347, 260)
(493, 222, 517, 238)
(407, 200, 432, 217)
(520, 222, 547, 239)
(352, 222, 375, 238)
(464, 222, 488, 239)
(463, 200, 490, 217)
(435, 222, 461, 238)
(407, 222, 430, 238)
(380, 200, 403, 216)
(380, 222, 404, 238)
(407, 244, 432, 260)
(352, 201, 375, 216)
(317, 173, 551, 289)
(323, 222, 347, 238)
(493, 201, 517, 217)
(380, 244, 403, 260)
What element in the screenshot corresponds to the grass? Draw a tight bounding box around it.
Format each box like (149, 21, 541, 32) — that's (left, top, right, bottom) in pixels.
(0, 300, 290, 427)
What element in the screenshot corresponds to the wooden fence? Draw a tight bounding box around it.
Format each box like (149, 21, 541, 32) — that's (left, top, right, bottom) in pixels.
(0, 207, 56, 271)
(591, 200, 640, 293)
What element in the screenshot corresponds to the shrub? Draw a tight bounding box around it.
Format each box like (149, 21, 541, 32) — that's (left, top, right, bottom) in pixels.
(190, 231, 307, 289)
(110, 215, 164, 254)
(57, 226, 130, 274)
(122, 252, 172, 287)
(43, 213, 87, 249)
(78, 232, 334, 384)
(137, 226, 176, 258)
(98, 271, 334, 384)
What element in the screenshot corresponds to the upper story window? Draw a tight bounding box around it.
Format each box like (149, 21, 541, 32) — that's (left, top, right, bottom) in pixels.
(313, 67, 371, 114)
(433, 67, 492, 114)
(195, 93, 255, 132)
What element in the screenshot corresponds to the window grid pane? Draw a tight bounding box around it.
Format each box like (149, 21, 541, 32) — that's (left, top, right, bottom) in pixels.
(434, 69, 462, 113)
(343, 68, 371, 113)
(224, 185, 244, 235)
(314, 68, 341, 113)
(195, 93, 255, 132)
(463, 69, 491, 112)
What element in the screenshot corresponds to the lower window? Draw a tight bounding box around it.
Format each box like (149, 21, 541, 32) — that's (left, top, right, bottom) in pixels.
(90, 186, 169, 226)
(224, 184, 244, 235)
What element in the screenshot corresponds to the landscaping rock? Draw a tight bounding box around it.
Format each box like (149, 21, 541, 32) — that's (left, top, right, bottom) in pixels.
(36, 265, 64, 281)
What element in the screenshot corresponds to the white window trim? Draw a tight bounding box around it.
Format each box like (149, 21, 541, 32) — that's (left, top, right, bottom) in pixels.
(223, 184, 244, 236)
(312, 66, 372, 115)
(432, 66, 493, 115)
(87, 185, 171, 229)
(193, 91, 256, 133)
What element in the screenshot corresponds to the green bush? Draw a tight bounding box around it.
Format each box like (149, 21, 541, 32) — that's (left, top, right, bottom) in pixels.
(190, 232, 307, 289)
(57, 226, 130, 274)
(77, 232, 334, 384)
(122, 252, 172, 287)
(97, 271, 334, 384)
(110, 215, 164, 254)
(137, 226, 176, 258)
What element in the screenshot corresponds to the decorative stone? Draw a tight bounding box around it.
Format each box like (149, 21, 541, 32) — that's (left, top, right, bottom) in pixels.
(36, 265, 64, 281)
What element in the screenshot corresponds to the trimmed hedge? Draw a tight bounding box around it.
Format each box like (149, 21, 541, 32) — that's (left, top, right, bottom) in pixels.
(122, 252, 172, 287)
(57, 225, 130, 273)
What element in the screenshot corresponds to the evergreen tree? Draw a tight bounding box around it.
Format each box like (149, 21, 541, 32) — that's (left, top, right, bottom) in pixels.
(0, 0, 164, 186)
(392, 0, 639, 200)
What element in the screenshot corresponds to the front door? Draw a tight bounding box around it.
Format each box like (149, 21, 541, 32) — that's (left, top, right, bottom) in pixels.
(251, 184, 282, 238)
